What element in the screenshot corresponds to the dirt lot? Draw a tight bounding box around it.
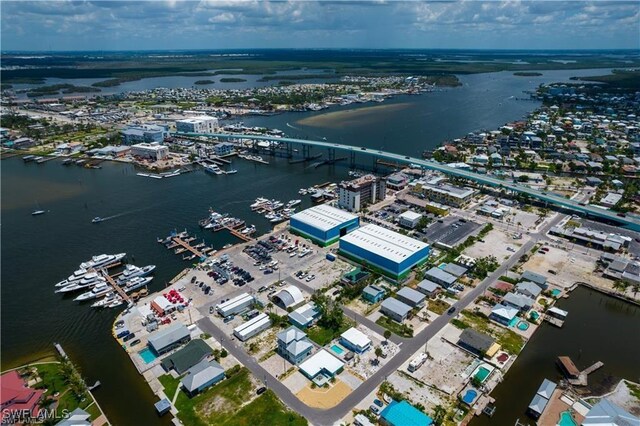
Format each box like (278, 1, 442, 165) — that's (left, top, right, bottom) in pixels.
(296, 379, 353, 408)
(464, 229, 525, 262)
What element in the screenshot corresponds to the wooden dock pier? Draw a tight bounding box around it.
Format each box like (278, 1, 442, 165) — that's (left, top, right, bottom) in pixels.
(100, 269, 131, 303)
(224, 225, 253, 242)
(172, 236, 207, 258)
(543, 315, 565, 327)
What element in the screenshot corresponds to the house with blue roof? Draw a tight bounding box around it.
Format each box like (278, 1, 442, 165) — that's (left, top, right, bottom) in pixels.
(380, 400, 433, 426)
(362, 284, 386, 303)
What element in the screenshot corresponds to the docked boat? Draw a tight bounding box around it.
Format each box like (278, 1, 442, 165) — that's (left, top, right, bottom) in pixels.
(91, 292, 118, 308)
(250, 197, 269, 210)
(226, 169, 238, 174)
(23, 155, 36, 162)
(32, 209, 46, 216)
(55, 268, 90, 287)
(92, 217, 103, 223)
(79, 253, 126, 270)
(74, 283, 111, 301)
(123, 276, 153, 292)
(241, 225, 256, 235)
(62, 158, 74, 165)
(286, 199, 301, 208)
(204, 164, 223, 175)
(56, 274, 105, 293)
(117, 264, 155, 284)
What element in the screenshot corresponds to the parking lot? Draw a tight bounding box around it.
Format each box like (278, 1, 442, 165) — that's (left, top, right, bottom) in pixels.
(422, 217, 482, 248)
(464, 228, 525, 262)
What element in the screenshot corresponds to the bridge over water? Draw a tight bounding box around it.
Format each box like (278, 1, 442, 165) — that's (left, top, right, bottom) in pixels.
(176, 132, 640, 231)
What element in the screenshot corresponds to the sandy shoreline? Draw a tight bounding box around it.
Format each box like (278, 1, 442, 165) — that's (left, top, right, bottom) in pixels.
(296, 102, 413, 128)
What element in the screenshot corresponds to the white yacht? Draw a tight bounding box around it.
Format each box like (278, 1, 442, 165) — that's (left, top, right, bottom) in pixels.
(117, 264, 156, 284)
(204, 164, 223, 175)
(55, 268, 89, 287)
(74, 283, 111, 301)
(250, 197, 269, 210)
(56, 274, 105, 293)
(79, 253, 126, 270)
(286, 199, 301, 208)
(91, 292, 117, 308)
(123, 276, 153, 293)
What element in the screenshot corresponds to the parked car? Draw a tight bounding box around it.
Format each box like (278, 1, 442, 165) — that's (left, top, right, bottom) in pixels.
(373, 399, 383, 407)
(447, 307, 456, 315)
(129, 339, 141, 347)
(223, 315, 235, 323)
(256, 387, 267, 395)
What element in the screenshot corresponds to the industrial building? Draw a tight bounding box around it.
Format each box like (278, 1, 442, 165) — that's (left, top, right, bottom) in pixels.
(339, 327, 371, 353)
(233, 313, 271, 341)
(290, 204, 360, 246)
(176, 115, 218, 134)
(420, 182, 475, 207)
(147, 323, 191, 355)
(380, 297, 412, 322)
(216, 293, 254, 317)
(130, 142, 169, 161)
(339, 224, 430, 281)
(273, 286, 304, 309)
(338, 174, 386, 212)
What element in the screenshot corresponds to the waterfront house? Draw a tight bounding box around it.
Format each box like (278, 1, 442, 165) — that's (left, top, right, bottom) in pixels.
(277, 326, 313, 365)
(362, 284, 386, 303)
(520, 270, 548, 290)
(0, 371, 44, 423)
(515, 281, 543, 299)
(288, 302, 320, 329)
(457, 329, 498, 357)
(160, 339, 212, 374)
(57, 408, 91, 426)
(340, 327, 372, 353)
(181, 359, 225, 396)
(502, 292, 535, 312)
(147, 323, 191, 355)
(380, 400, 434, 426)
(527, 394, 549, 419)
(582, 398, 640, 425)
(489, 304, 519, 326)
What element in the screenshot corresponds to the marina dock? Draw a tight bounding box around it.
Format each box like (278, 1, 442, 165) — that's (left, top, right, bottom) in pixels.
(224, 225, 253, 242)
(543, 315, 565, 327)
(171, 236, 207, 258)
(100, 269, 131, 303)
(569, 361, 604, 386)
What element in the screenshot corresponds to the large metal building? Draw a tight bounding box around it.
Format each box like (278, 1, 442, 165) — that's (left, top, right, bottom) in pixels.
(339, 224, 430, 281)
(289, 204, 359, 246)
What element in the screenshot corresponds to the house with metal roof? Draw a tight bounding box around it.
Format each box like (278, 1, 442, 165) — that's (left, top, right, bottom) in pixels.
(582, 398, 639, 425)
(340, 327, 371, 353)
(147, 323, 191, 355)
(515, 281, 543, 299)
(380, 400, 434, 426)
(339, 224, 430, 281)
(527, 394, 549, 419)
(416, 280, 441, 297)
(424, 267, 457, 288)
(273, 286, 304, 309)
(233, 313, 271, 341)
(57, 408, 91, 426)
(362, 284, 386, 303)
(277, 326, 314, 365)
(520, 270, 548, 289)
(396, 287, 426, 308)
(180, 359, 225, 396)
(536, 379, 557, 400)
(443, 263, 468, 277)
(288, 302, 320, 329)
(457, 329, 497, 357)
(160, 339, 212, 374)
(502, 292, 535, 312)
(380, 297, 413, 323)
(290, 204, 360, 246)
(216, 293, 254, 318)
(298, 350, 344, 385)
(489, 304, 519, 326)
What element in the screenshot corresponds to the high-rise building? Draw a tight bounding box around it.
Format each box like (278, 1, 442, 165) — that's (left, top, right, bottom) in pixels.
(337, 174, 386, 212)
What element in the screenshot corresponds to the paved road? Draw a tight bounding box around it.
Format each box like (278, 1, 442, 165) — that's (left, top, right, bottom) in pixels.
(197, 212, 566, 425)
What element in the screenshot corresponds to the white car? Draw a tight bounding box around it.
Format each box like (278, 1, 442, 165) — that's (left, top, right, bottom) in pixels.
(306, 274, 316, 282)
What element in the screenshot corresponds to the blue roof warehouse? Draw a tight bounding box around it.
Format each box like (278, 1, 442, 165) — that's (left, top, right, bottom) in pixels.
(289, 205, 360, 246)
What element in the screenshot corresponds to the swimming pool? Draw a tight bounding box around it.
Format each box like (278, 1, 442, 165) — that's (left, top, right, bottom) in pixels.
(461, 389, 478, 405)
(530, 311, 540, 321)
(139, 347, 158, 364)
(558, 410, 578, 426)
(552, 289, 562, 298)
(474, 366, 491, 382)
(330, 344, 344, 355)
(517, 321, 530, 330)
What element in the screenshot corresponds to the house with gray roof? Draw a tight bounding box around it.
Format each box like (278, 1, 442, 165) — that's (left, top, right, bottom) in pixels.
(502, 292, 535, 312)
(457, 329, 495, 356)
(396, 287, 426, 308)
(181, 359, 225, 396)
(582, 398, 640, 425)
(443, 263, 468, 277)
(380, 297, 412, 323)
(515, 281, 543, 299)
(520, 271, 548, 289)
(160, 339, 212, 374)
(424, 267, 457, 288)
(147, 323, 191, 355)
(288, 302, 320, 329)
(416, 279, 441, 297)
(362, 284, 386, 303)
(277, 326, 314, 365)
(527, 394, 549, 419)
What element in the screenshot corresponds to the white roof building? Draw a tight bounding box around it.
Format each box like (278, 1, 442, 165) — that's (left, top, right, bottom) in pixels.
(216, 293, 254, 317)
(340, 224, 429, 265)
(299, 349, 344, 379)
(233, 313, 271, 341)
(273, 286, 304, 308)
(290, 204, 358, 233)
(340, 327, 372, 353)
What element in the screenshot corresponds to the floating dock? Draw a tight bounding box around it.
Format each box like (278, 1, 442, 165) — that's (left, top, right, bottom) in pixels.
(100, 269, 131, 303)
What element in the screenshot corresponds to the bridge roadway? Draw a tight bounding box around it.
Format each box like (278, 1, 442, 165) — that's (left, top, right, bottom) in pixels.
(178, 131, 640, 231)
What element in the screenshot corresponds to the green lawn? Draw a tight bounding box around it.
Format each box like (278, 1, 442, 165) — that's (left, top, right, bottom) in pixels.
(225, 390, 307, 426)
(32, 363, 98, 419)
(460, 311, 525, 355)
(376, 317, 413, 338)
(158, 374, 181, 399)
(428, 299, 451, 315)
(306, 323, 350, 346)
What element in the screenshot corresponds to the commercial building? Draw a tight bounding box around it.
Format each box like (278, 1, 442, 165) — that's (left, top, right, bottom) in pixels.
(416, 280, 441, 297)
(176, 115, 218, 134)
(397, 211, 422, 229)
(423, 267, 457, 288)
(160, 339, 212, 374)
(421, 182, 475, 207)
(395, 287, 426, 308)
(339, 224, 430, 281)
(299, 350, 344, 384)
(362, 284, 386, 303)
(147, 323, 191, 355)
(1, 371, 45, 422)
(131, 142, 169, 161)
(489, 305, 519, 326)
(233, 313, 271, 341)
(277, 326, 314, 365)
(457, 329, 498, 357)
(273, 286, 304, 309)
(213, 142, 234, 156)
(338, 174, 386, 212)
(582, 398, 639, 425)
(216, 293, 254, 318)
(339, 327, 372, 353)
(290, 204, 360, 246)
(121, 124, 168, 145)
(180, 359, 225, 396)
(386, 172, 409, 190)
(380, 297, 413, 323)
(288, 302, 320, 329)
(380, 400, 434, 426)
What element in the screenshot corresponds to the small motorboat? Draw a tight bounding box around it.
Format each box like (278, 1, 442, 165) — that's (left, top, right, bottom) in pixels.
(92, 217, 103, 223)
(32, 210, 46, 216)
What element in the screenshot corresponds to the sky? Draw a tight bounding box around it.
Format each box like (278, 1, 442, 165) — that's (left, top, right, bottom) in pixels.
(1, 1, 639, 51)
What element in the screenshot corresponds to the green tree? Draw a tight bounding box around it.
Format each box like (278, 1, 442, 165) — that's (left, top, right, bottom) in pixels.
(383, 330, 392, 342)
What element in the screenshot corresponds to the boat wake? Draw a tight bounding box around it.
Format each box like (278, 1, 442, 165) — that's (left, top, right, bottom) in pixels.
(286, 122, 299, 130)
